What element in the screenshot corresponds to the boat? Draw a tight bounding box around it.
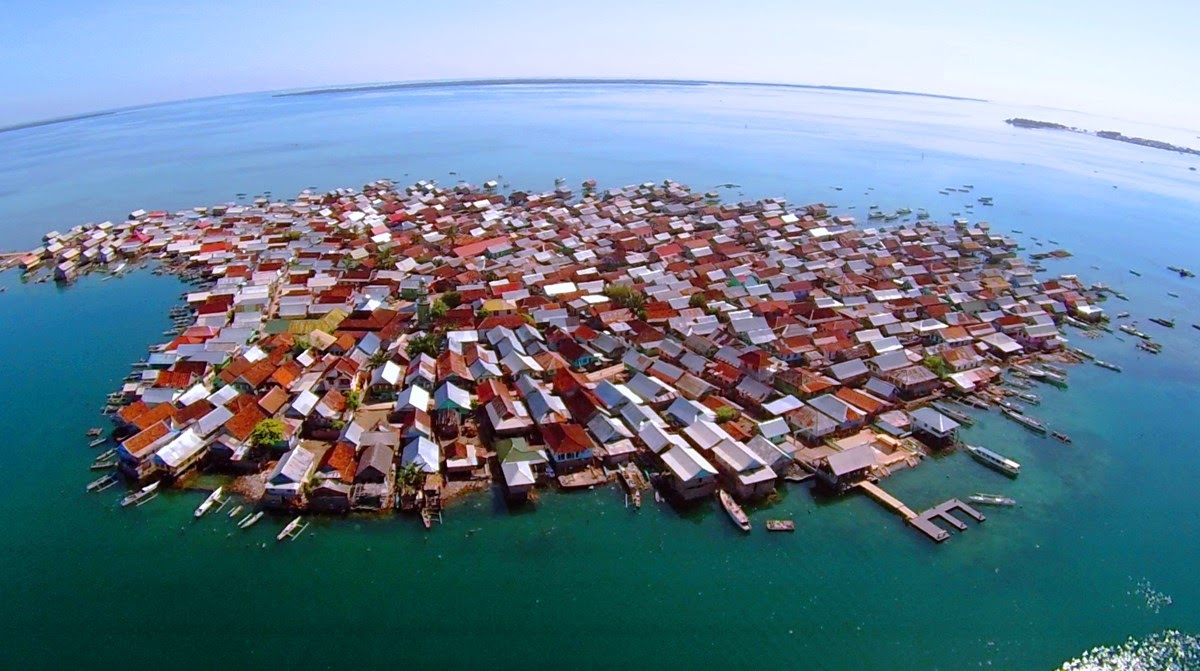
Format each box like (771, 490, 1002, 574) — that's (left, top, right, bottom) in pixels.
(1001, 408, 1048, 434)
(1149, 317, 1175, 328)
(227, 505, 243, 518)
(86, 473, 119, 492)
(968, 493, 1016, 507)
(1129, 270, 1141, 276)
(1193, 324, 1200, 331)
(88, 436, 107, 447)
(931, 401, 975, 426)
(120, 481, 160, 507)
(1116, 312, 1130, 319)
(766, 519, 795, 532)
(276, 516, 307, 541)
(964, 444, 1021, 477)
(1094, 360, 1122, 372)
(1137, 341, 1163, 354)
(1168, 292, 1180, 298)
(1015, 392, 1041, 405)
(1052, 431, 1073, 444)
(421, 508, 433, 530)
(86, 427, 103, 437)
(718, 490, 751, 532)
(238, 511, 264, 529)
(193, 486, 224, 519)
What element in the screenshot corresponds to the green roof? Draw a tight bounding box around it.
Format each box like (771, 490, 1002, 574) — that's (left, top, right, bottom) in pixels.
(495, 436, 546, 464)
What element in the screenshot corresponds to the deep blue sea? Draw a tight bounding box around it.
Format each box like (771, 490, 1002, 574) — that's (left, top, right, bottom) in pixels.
(1, 82, 1198, 670)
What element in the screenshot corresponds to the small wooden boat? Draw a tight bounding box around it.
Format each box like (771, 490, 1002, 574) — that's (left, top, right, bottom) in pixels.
(766, 519, 795, 532)
(193, 486, 223, 519)
(1052, 431, 1073, 444)
(968, 493, 1016, 507)
(1149, 317, 1175, 328)
(421, 508, 433, 530)
(276, 516, 307, 541)
(86, 473, 119, 492)
(86, 427, 103, 437)
(1094, 360, 1122, 372)
(88, 437, 107, 447)
(718, 490, 751, 532)
(227, 505, 244, 519)
(120, 481, 160, 507)
(238, 511, 264, 529)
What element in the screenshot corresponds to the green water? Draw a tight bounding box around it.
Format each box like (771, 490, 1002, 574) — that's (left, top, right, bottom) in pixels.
(1, 82, 1199, 670)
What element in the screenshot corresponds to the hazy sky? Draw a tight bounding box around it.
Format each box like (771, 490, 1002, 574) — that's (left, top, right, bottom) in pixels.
(2, 0, 1197, 129)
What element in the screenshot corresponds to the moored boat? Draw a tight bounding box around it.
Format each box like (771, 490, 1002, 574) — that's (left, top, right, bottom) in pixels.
(766, 519, 795, 532)
(276, 516, 307, 541)
(964, 444, 1021, 477)
(1052, 431, 1073, 444)
(238, 511, 264, 529)
(1149, 317, 1175, 328)
(86, 473, 119, 492)
(193, 486, 224, 519)
(1094, 360, 1122, 372)
(718, 490, 751, 532)
(120, 481, 160, 507)
(968, 493, 1016, 507)
(1001, 408, 1048, 434)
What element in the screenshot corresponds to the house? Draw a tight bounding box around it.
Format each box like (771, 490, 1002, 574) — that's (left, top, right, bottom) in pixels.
(814, 444, 877, 492)
(116, 420, 176, 480)
(659, 445, 719, 501)
(263, 446, 316, 509)
(151, 427, 208, 478)
(909, 407, 960, 448)
(402, 436, 441, 474)
(886, 365, 942, 399)
(541, 423, 596, 474)
(708, 439, 777, 500)
(784, 405, 839, 445)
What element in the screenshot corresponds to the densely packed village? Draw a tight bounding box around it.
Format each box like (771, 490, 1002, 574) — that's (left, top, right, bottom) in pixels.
(21, 178, 1109, 528)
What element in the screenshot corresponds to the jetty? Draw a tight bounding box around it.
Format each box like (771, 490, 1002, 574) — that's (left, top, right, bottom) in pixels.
(856, 482, 986, 543)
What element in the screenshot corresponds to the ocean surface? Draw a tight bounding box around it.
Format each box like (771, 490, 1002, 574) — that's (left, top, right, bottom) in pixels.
(1, 81, 1198, 671)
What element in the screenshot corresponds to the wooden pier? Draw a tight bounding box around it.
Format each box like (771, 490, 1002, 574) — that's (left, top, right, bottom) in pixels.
(856, 482, 985, 543)
(856, 481, 917, 519)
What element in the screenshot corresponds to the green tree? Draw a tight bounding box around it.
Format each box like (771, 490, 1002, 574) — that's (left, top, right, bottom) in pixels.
(715, 407, 739, 424)
(345, 390, 362, 411)
(406, 333, 443, 359)
(688, 293, 709, 311)
(366, 350, 390, 370)
(603, 284, 647, 312)
(430, 298, 448, 320)
(441, 290, 462, 309)
(922, 355, 952, 378)
(250, 418, 285, 449)
(397, 463, 423, 491)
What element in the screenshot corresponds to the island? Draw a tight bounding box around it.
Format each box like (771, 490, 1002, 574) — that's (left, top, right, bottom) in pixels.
(1006, 118, 1200, 158)
(11, 178, 1125, 541)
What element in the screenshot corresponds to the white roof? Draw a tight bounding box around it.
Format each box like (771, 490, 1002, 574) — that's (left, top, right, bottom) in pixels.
(661, 445, 717, 481)
(290, 389, 319, 417)
(501, 460, 536, 487)
(402, 436, 441, 473)
(153, 428, 206, 469)
(196, 405, 235, 436)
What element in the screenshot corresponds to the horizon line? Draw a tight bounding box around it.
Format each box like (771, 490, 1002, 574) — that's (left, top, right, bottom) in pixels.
(0, 77, 987, 135)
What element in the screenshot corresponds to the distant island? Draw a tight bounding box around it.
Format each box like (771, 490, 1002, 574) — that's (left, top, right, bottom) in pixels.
(1006, 118, 1200, 158)
(276, 78, 988, 102)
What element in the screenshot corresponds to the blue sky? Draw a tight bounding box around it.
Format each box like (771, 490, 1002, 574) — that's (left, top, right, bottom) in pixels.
(2, 0, 1197, 129)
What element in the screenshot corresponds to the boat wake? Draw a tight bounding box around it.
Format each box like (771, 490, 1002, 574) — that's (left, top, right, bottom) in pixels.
(1056, 630, 1200, 670)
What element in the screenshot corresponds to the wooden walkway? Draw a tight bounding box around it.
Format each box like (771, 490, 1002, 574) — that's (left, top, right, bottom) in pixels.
(856, 481, 916, 519)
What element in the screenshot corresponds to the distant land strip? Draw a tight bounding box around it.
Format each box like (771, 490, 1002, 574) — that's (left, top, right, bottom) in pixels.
(274, 77, 988, 102)
(1006, 117, 1200, 158)
(0, 110, 117, 135)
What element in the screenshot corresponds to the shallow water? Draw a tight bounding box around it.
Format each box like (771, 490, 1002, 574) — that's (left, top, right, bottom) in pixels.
(0, 82, 1198, 670)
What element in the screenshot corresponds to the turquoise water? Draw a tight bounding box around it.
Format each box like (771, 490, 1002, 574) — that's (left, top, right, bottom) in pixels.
(1, 82, 1199, 670)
